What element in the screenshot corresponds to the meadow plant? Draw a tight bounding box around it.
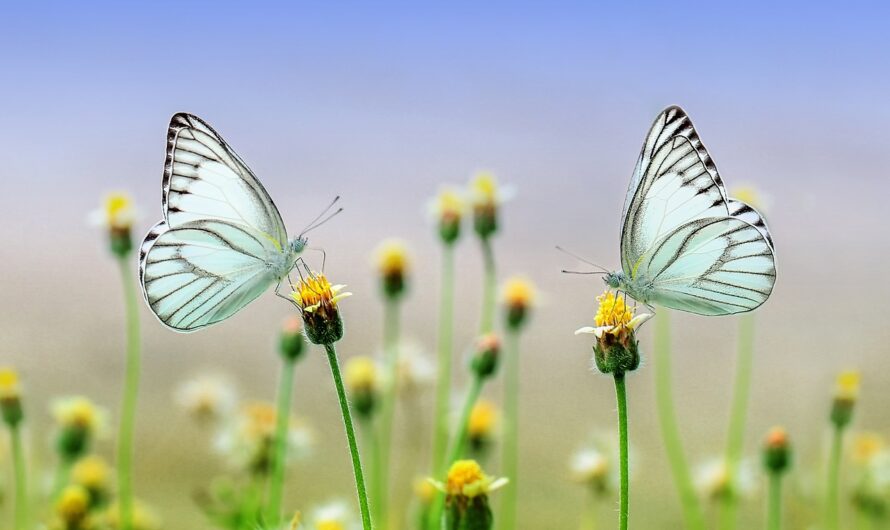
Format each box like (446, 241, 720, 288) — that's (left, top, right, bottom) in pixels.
(429, 459, 507, 530)
(826, 369, 860, 530)
(762, 427, 792, 530)
(1, 367, 27, 530)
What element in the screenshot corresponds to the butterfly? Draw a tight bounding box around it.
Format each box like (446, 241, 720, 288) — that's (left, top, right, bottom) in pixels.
(139, 113, 337, 332)
(602, 106, 776, 316)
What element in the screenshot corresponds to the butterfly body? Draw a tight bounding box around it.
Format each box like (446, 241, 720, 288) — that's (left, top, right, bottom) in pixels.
(610, 106, 776, 316)
(140, 113, 310, 332)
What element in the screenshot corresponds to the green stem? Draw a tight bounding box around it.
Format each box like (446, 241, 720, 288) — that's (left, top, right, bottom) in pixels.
(719, 313, 756, 530)
(427, 374, 485, 529)
(361, 417, 384, 530)
(51, 458, 73, 501)
(116, 256, 141, 530)
(614, 373, 630, 530)
(11, 425, 27, 530)
(378, 298, 401, 528)
(580, 494, 597, 530)
(653, 310, 705, 530)
(432, 244, 456, 479)
(479, 237, 496, 335)
(500, 329, 521, 530)
(266, 356, 297, 523)
(324, 343, 373, 530)
(826, 424, 844, 530)
(767, 472, 782, 530)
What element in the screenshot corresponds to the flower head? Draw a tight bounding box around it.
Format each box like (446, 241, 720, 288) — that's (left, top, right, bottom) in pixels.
(72, 454, 112, 501)
(570, 448, 612, 494)
(468, 399, 499, 453)
(502, 276, 536, 330)
(309, 501, 353, 530)
(831, 369, 861, 428)
(695, 457, 756, 502)
(56, 484, 90, 526)
(90, 192, 138, 257)
(291, 273, 351, 345)
(374, 239, 410, 299)
(394, 340, 436, 393)
(101, 499, 161, 530)
(468, 171, 510, 239)
(429, 186, 465, 244)
(431, 459, 507, 527)
(762, 426, 792, 474)
(852, 433, 886, 465)
(216, 401, 313, 475)
(471, 334, 501, 379)
(280, 315, 307, 361)
(51, 396, 108, 461)
(344, 356, 379, 418)
(575, 291, 651, 375)
(175, 374, 238, 423)
(0, 367, 23, 427)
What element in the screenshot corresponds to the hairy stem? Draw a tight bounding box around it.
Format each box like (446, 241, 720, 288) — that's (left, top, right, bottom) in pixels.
(431, 244, 456, 479)
(267, 356, 297, 522)
(116, 256, 142, 530)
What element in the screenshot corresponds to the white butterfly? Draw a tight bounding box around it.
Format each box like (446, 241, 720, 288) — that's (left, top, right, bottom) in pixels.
(139, 113, 330, 332)
(604, 106, 776, 315)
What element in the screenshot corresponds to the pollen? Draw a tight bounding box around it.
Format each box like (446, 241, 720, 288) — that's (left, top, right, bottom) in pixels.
(375, 239, 410, 277)
(292, 273, 350, 313)
(503, 276, 535, 309)
(594, 291, 633, 328)
(446, 460, 486, 496)
(102, 192, 137, 229)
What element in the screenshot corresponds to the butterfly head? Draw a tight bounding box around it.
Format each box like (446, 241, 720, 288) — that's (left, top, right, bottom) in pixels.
(604, 271, 624, 290)
(290, 236, 309, 255)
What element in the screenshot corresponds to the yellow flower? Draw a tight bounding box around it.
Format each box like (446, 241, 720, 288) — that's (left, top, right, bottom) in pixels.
(575, 290, 651, 375)
(431, 187, 465, 222)
(102, 499, 161, 530)
(730, 185, 767, 212)
(218, 401, 314, 474)
(291, 272, 351, 344)
(56, 485, 90, 523)
(375, 239, 410, 278)
(469, 171, 503, 208)
(414, 476, 437, 505)
(310, 501, 351, 530)
(835, 370, 861, 402)
(595, 291, 632, 328)
(52, 396, 107, 435)
(852, 433, 886, 465)
(175, 374, 237, 422)
(468, 399, 499, 440)
(503, 276, 536, 329)
(91, 192, 137, 230)
(0, 367, 20, 400)
(344, 356, 378, 393)
(72, 454, 111, 491)
(438, 459, 508, 499)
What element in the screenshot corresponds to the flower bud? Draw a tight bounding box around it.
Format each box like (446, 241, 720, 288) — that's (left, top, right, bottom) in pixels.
(56, 485, 90, 527)
(375, 240, 410, 300)
(471, 334, 500, 380)
(575, 292, 651, 376)
(435, 460, 507, 530)
(91, 193, 137, 258)
(279, 316, 307, 362)
(502, 277, 535, 331)
(469, 172, 505, 240)
(762, 426, 792, 474)
(291, 273, 351, 345)
(344, 356, 379, 419)
(467, 399, 499, 455)
(830, 370, 860, 429)
(0, 368, 23, 428)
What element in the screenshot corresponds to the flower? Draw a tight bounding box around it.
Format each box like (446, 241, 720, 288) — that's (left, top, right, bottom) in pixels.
(429, 186, 465, 244)
(414, 476, 437, 506)
(56, 485, 90, 526)
(344, 356, 379, 418)
(215, 401, 313, 475)
(90, 192, 138, 257)
(51, 396, 108, 461)
(72, 454, 112, 502)
(694, 457, 756, 502)
(309, 501, 353, 530)
(374, 239, 410, 299)
(852, 433, 886, 465)
(431, 460, 507, 528)
(280, 315, 307, 361)
(291, 272, 352, 345)
(831, 369, 861, 428)
(471, 334, 501, 379)
(575, 291, 651, 375)
(175, 374, 238, 423)
(729, 184, 769, 213)
(101, 499, 161, 530)
(762, 426, 792, 474)
(468, 171, 511, 239)
(502, 276, 536, 330)
(0, 367, 23, 427)
(467, 399, 499, 452)
(394, 340, 436, 393)
(570, 448, 612, 494)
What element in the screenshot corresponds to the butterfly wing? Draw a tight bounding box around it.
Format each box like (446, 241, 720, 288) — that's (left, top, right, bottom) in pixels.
(139, 220, 281, 332)
(620, 106, 776, 315)
(163, 113, 288, 247)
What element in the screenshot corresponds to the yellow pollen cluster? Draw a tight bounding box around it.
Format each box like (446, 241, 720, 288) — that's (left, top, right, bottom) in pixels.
(242, 402, 279, 438)
(72, 455, 110, 490)
(468, 399, 498, 438)
(53, 397, 101, 431)
(293, 273, 350, 313)
(503, 277, 535, 308)
(436, 188, 465, 219)
(102, 192, 136, 229)
(470, 171, 499, 206)
(345, 356, 378, 392)
(446, 460, 486, 496)
(316, 522, 345, 530)
(0, 367, 20, 399)
(594, 292, 633, 328)
(57, 485, 90, 522)
(375, 240, 410, 276)
(835, 370, 861, 401)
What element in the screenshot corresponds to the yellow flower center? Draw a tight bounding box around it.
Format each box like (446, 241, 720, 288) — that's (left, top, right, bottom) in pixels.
(55, 397, 100, 431)
(103, 192, 135, 229)
(470, 171, 499, 206)
(316, 521, 345, 530)
(503, 277, 535, 308)
(345, 356, 378, 392)
(594, 291, 633, 328)
(436, 188, 465, 219)
(468, 400, 498, 438)
(852, 433, 885, 464)
(242, 402, 278, 438)
(0, 368, 20, 399)
(446, 460, 486, 496)
(375, 240, 409, 276)
(72, 455, 110, 489)
(57, 485, 89, 521)
(835, 370, 861, 401)
(293, 273, 339, 311)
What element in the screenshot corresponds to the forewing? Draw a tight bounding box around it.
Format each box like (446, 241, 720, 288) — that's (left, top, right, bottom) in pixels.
(642, 217, 776, 315)
(727, 199, 773, 249)
(163, 113, 288, 248)
(139, 220, 279, 332)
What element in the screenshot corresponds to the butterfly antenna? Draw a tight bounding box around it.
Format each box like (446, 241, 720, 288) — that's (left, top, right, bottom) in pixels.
(302, 207, 344, 235)
(555, 245, 610, 273)
(561, 269, 607, 275)
(299, 195, 340, 235)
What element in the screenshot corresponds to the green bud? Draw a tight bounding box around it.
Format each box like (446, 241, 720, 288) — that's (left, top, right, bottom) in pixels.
(1, 397, 23, 428)
(279, 319, 306, 362)
(109, 227, 133, 259)
(57, 426, 90, 462)
(303, 311, 344, 345)
(471, 335, 500, 380)
(830, 397, 855, 429)
(592, 327, 641, 376)
(762, 427, 792, 474)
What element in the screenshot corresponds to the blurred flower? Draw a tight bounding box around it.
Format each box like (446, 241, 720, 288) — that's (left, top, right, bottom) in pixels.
(468, 171, 511, 239)
(280, 315, 307, 362)
(575, 291, 651, 375)
(102, 499, 161, 530)
(502, 276, 536, 330)
(467, 399, 499, 453)
(374, 239, 410, 300)
(395, 340, 436, 393)
(55, 484, 90, 527)
(0, 367, 23, 427)
(831, 369, 860, 428)
(762, 426, 792, 474)
(569, 431, 626, 497)
(852, 432, 887, 465)
(309, 501, 354, 530)
(431, 459, 507, 529)
(71, 454, 112, 506)
(291, 273, 351, 345)
(471, 334, 501, 380)
(730, 184, 769, 213)
(429, 186, 465, 244)
(90, 192, 137, 257)
(695, 457, 756, 502)
(216, 401, 313, 475)
(175, 374, 238, 423)
(51, 396, 108, 462)
(344, 356, 379, 418)
(414, 476, 437, 506)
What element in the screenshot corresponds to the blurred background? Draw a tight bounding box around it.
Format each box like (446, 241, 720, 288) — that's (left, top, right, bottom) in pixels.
(1, 1, 889, 528)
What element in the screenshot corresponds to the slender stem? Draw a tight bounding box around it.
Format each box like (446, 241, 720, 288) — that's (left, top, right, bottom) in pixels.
(767, 472, 782, 530)
(826, 424, 844, 530)
(427, 374, 485, 529)
(11, 425, 27, 530)
(267, 356, 297, 523)
(500, 329, 521, 530)
(360, 416, 384, 530)
(116, 256, 141, 530)
(51, 458, 73, 501)
(431, 244, 456, 478)
(377, 298, 401, 528)
(653, 310, 706, 530)
(324, 343, 373, 530)
(614, 373, 630, 530)
(479, 237, 496, 335)
(719, 313, 756, 530)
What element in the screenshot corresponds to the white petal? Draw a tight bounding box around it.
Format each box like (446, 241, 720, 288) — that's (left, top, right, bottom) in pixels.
(627, 313, 653, 330)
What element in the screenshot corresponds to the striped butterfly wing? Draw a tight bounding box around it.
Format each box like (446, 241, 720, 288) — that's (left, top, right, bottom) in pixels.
(640, 217, 775, 315)
(620, 106, 776, 315)
(139, 220, 280, 331)
(163, 113, 288, 247)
